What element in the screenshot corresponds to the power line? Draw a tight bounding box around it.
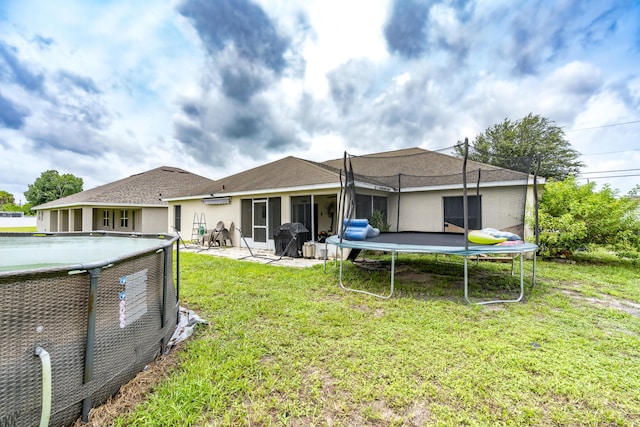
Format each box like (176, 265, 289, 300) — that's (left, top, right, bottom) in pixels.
(577, 173, 640, 179)
(581, 168, 640, 175)
(581, 148, 640, 156)
(566, 120, 640, 133)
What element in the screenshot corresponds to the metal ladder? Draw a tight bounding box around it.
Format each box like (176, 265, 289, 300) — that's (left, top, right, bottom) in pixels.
(190, 213, 207, 243)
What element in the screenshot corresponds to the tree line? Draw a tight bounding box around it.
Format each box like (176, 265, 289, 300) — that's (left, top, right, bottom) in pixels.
(0, 171, 83, 214)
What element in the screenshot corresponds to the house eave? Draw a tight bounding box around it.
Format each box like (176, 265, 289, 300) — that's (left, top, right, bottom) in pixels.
(33, 202, 166, 210)
(397, 179, 538, 193)
(164, 183, 342, 202)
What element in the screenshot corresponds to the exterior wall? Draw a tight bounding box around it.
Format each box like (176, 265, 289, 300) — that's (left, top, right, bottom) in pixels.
(36, 210, 48, 231)
(82, 207, 93, 231)
(0, 215, 36, 228)
(92, 207, 167, 234)
(33, 206, 159, 234)
(139, 207, 168, 234)
(397, 185, 532, 236)
(168, 188, 340, 248)
(167, 199, 237, 243)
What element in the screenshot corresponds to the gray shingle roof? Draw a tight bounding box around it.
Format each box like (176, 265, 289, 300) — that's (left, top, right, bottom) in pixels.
(183, 156, 343, 197)
(322, 147, 530, 188)
(34, 166, 215, 209)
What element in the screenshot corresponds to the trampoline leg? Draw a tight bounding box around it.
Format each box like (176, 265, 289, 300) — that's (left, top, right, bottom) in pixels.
(336, 248, 394, 299)
(511, 255, 515, 276)
(531, 252, 537, 287)
(463, 257, 470, 303)
(465, 254, 525, 305)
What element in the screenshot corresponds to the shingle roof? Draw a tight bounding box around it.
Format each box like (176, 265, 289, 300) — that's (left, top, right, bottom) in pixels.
(322, 147, 530, 188)
(34, 166, 216, 209)
(182, 156, 343, 197)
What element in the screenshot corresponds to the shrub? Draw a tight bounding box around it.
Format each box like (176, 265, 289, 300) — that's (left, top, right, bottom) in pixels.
(533, 177, 640, 258)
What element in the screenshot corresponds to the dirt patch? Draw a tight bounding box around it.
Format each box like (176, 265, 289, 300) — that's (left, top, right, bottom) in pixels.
(561, 289, 640, 318)
(70, 344, 184, 426)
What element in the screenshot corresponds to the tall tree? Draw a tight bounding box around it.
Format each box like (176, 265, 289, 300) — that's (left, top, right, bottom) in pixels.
(24, 170, 83, 206)
(456, 113, 584, 180)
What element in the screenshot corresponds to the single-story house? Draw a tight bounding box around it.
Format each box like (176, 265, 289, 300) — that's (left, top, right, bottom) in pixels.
(33, 167, 215, 234)
(164, 147, 540, 251)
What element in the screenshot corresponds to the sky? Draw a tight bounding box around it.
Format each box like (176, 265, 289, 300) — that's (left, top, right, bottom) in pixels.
(0, 0, 639, 204)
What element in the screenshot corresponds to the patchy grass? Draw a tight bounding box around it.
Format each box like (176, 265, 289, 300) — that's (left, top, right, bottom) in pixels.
(98, 252, 638, 426)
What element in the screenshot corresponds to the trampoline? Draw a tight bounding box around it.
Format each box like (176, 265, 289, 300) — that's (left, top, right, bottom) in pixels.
(327, 139, 540, 304)
(327, 232, 537, 304)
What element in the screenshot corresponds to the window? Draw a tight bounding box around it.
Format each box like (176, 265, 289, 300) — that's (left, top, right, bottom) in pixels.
(241, 199, 252, 238)
(102, 210, 110, 227)
(174, 205, 181, 232)
(268, 197, 281, 239)
(291, 196, 311, 227)
(355, 194, 388, 223)
(120, 210, 129, 228)
(443, 195, 482, 230)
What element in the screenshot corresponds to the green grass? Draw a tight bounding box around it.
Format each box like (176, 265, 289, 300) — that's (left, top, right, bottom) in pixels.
(0, 226, 36, 232)
(116, 253, 640, 426)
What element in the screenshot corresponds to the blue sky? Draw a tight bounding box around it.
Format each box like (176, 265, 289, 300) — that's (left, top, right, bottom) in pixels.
(0, 0, 638, 203)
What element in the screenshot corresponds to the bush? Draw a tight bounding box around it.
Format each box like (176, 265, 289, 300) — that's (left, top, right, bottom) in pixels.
(533, 177, 640, 258)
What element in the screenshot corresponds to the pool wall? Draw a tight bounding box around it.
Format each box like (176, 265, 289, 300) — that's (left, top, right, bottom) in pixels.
(0, 232, 179, 426)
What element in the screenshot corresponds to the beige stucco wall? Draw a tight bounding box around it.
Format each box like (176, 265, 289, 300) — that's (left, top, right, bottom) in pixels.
(168, 189, 340, 247)
(395, 185, 535, 237)
(137, 207, 168, 233)
(37, 206, 170, 234)
(167, 199, 234, 243)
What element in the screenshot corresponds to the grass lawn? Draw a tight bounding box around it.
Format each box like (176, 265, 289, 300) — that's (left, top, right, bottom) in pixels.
(110, 252, 638, 426)
(0, 226, 36, 232)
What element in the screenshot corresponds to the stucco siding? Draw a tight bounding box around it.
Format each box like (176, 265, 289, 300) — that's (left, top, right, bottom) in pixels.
(395, 186, 531, 235)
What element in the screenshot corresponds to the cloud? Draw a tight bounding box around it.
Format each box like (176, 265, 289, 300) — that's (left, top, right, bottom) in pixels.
(0, 91, 29, 129)
(32, 34, 54, 49)
(177, 0, 289, 73)
(0, 40, 46, 94)
(384, 0, 429, 58)
(174, 0, 305, 165)
(217, 46, 272, 102)
(27, 117, 109, 155)
(56, 70, 101, 94)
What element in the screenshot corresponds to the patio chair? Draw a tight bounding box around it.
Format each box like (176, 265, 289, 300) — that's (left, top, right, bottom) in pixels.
(208, 221, 233, 248)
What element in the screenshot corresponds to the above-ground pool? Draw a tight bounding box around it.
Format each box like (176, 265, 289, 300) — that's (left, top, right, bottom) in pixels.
(0, 232, 179, 427)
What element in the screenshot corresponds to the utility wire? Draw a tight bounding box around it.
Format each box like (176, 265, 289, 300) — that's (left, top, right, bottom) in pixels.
(566, 120, 640, 133)
(581, 168, 640, 175)
(581, 148, 640, 156)
(577, 173, 640, 179)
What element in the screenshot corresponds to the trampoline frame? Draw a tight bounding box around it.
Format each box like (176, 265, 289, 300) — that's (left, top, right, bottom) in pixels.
(326, 233, 538, 304)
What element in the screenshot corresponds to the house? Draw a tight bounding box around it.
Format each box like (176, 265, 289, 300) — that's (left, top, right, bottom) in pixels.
(164, 147, 540, 251)
(33, 167, 215, 234)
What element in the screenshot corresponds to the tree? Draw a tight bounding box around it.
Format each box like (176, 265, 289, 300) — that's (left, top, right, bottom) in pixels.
(0, 190, 15, 208)
(533, 177, 640, 258)
(24, 170, 83, 207)
(456, 113, 584, 180)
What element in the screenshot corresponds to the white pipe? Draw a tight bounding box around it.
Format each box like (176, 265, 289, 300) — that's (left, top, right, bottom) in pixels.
(35, 347, 52, 427)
